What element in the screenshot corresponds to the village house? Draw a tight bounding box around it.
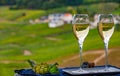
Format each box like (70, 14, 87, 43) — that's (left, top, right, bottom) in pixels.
(29, 14, 120, 28)
(48, 13, 72, 28)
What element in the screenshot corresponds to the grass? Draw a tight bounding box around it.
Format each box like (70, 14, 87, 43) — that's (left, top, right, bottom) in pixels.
(0, 22, 120, 76)
(0, 63, 29, 76)
(0, 6, 45, 21)
(1, 24, 119, 75)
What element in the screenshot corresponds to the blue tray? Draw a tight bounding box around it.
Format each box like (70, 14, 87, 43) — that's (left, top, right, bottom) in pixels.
(14, 65, 120, 76)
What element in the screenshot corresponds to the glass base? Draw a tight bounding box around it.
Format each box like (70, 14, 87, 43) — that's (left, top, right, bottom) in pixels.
(104, 67, 109, 71)
(63, 66, 120, 75)
(72, 68, 89, 73)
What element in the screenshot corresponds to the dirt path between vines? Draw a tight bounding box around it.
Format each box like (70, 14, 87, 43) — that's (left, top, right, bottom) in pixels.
(0, 48, 120, 68)
(48, 48, 120, 68)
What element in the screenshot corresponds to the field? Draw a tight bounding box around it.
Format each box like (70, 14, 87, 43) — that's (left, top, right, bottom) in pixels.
(0, 6, 120, 76)
(0, 6, 45, 21)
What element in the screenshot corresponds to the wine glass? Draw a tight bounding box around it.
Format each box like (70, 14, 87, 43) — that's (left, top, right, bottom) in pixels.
(97, 14, 115, 71)
(72, 14, 90, 72)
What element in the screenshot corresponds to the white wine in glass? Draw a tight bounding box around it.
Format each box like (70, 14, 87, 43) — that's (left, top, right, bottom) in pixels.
(72, 14, 89, 72)
(98, 14, 115, 71)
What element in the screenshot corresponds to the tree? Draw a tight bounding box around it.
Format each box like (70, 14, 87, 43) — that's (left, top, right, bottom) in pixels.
(4, 0, 119, 10)
(0, 0, 16, 5)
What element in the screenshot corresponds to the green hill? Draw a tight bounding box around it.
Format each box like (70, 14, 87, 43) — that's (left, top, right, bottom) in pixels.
(0, 6, 45, 21)
(0, 22, 120, 76)
(0, 6, 120, 76)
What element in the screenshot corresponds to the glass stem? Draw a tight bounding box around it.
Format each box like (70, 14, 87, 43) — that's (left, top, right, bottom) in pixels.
(104, 41, 108, 70)
(78, 41, 83, 70)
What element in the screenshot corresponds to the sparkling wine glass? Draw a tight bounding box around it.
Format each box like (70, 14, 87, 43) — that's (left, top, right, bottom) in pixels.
(97, 14, 115, 71)
(72, 14, 89, 72)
